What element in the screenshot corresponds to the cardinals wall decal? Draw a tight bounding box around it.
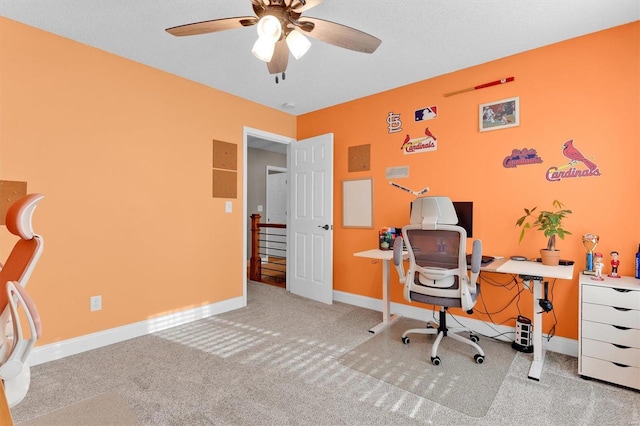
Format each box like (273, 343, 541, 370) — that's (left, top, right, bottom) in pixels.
(400, 128, 437, 155)
(562, 140, 598, 171)
(546, 139, 601, 182)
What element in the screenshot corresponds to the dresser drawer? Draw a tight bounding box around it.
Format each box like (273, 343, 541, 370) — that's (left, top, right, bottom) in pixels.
(581, 320, 640, 348)
(581, 338, 640, 368)
(581, 356, 640, 390)
(582, 302, 640, 328)
(582, 285, 640, 310)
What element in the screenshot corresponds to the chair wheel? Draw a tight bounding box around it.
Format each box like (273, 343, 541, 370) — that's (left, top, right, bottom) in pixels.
(402, 336, 410, 344)
(470, 334, 480, 343)
(474, 354, 485, 364)
(431, 356, 441, 366)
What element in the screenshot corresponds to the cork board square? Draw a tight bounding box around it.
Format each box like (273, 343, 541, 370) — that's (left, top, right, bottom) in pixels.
(348, 144, 370, 172)
(213, 140, 237, 171)
(212, 169, 237, 198)
(0, 180, 27, 226)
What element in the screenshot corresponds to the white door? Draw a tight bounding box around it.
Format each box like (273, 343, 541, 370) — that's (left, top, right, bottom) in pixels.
(265, 167, 287, 259)
(287, 133, 334, 304)
(266, 167, 287, 225)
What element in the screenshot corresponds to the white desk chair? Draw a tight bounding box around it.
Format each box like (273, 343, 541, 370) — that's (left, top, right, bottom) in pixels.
(0, 194, 44, 407)
(393, 196, 485, 365)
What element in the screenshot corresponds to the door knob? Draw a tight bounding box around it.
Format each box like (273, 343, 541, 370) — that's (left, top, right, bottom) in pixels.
(318, 224, 330, 230)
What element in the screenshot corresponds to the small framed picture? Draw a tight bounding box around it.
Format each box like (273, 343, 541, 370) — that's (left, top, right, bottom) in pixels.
(479, 96, 519, 132)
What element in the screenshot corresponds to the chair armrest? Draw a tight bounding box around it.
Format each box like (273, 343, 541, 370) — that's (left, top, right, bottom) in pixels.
(467, 239, 483, 298)
(470, 239, 482, 273)
(392, 237, 406, 284)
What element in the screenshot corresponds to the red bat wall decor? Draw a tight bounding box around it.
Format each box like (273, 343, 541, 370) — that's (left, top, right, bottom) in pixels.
(444, 77, 515, 97)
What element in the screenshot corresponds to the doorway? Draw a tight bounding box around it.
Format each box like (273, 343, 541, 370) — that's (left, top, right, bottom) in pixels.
(243, 128, 294, 298)
(243, 127, 334, 305)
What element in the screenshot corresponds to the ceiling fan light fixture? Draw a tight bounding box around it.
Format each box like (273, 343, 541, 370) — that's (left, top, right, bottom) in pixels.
(286, 30, 311, 60)
(256, 15, 282, 43)
(252, 37, 276, 62)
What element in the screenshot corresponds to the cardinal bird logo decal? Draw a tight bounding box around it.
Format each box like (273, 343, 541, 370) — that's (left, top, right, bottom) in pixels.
(562, 140, 598, 171)
(546, 139, 601, 182)
(400, 128, 437, 155)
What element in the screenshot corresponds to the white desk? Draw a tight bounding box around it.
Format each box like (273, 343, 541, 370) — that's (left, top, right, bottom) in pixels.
(354, 250, 574, 381)
(353, 249, 403, 333)
(484, 258, 574, 381)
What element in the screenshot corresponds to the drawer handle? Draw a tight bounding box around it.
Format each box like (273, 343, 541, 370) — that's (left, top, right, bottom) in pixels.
(613, 288, 631, 293)
(613, 343, 631, 349)
(612, 325, 630, 331)
(613, 307, 631, 312)
(612, 362, 630, 368)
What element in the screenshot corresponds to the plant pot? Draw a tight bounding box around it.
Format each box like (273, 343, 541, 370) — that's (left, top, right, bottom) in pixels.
(540, 249, 560, 266)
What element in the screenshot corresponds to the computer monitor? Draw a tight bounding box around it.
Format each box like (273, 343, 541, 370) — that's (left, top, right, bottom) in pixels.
(453, 201, 473, 238)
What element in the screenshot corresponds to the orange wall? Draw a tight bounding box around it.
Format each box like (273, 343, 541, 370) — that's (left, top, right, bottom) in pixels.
(299, 22, 640, 340)
(0, 18, 296, 345)
(1, 18, 638, 347)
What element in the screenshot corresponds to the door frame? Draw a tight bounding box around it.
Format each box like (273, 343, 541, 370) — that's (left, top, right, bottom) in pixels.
(243, 127, 295, 299)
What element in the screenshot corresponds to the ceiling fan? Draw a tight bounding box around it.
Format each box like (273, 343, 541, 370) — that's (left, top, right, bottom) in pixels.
(165, 0, 382, 83)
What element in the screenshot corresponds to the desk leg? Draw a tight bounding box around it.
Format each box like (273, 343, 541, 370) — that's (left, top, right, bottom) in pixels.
(528, 278, 545, 381)
(368, 259, 401, 334)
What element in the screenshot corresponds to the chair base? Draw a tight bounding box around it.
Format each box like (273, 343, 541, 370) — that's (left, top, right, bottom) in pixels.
(402, 308, 485, 365)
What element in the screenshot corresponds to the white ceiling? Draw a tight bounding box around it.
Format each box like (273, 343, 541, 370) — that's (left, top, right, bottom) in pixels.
(1, 1, 638, 116)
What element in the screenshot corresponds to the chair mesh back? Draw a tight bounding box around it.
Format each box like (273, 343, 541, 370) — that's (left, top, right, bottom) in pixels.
(406, 228, 461, 271)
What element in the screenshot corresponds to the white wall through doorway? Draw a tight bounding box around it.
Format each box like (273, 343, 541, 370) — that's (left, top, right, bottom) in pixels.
(265, 166, 287, 259)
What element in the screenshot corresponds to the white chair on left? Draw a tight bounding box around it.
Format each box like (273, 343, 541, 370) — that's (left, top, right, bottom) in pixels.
(0, 193, 44, 407)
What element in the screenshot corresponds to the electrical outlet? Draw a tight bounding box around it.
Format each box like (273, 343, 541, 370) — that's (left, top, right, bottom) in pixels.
(225, 201, 232, 213)
(90, 295, 102, 311)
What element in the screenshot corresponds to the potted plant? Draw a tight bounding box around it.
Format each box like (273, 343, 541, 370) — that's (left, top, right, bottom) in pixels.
(515, 200, 572, 266)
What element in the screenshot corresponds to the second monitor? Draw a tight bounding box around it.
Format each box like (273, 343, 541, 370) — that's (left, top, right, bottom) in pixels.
(452, 201, 473, 238)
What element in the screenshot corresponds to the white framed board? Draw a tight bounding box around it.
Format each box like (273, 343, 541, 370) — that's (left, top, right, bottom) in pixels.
(342, 178, 373, 228)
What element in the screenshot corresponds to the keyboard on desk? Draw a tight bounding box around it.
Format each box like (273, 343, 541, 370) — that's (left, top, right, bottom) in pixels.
(466, 254, 495, 265)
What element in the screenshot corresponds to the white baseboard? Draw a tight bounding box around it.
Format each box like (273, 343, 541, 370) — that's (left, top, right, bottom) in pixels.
(29, 289, 578, 368)
(333, 290, 578, 357)
(28, 296, 246, 367)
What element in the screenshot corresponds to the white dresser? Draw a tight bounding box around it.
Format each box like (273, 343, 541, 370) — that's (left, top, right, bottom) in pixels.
(578, 275, 640, 390)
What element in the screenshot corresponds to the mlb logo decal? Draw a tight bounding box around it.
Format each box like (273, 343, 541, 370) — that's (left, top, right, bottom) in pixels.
(415, 106, 437, 122)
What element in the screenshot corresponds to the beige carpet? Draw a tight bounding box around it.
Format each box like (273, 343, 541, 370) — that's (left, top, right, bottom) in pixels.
(11, 283, 639, 425)
(18, 392, 141, 426)
(338, 316, 516, 418)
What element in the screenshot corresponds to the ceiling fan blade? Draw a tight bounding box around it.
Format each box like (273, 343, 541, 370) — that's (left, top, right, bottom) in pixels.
(290, 0, 324, 13)
(298, 17, 381, 54)
(252, 1, 267, 17)
(166, 17, 257, 37)
(267, 39, 289, 74)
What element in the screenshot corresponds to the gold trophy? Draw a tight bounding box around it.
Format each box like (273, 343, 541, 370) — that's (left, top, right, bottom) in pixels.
(582, 233, 599, 275)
